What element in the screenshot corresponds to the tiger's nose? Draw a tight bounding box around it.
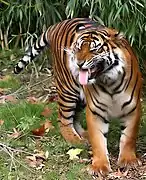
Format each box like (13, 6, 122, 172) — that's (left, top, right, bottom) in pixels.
(78, 62, 85, 68)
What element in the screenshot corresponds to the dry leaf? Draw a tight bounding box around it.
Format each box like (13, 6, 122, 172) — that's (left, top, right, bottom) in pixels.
(48, 95, 58, 102)
(25, 150, 46, 169)
(0, 88, 8, 95)
(0, 120, 4, 126)
(32, 120, 54, 136)
(26, 155, 36, 162)
(27, 96, 39, 104)
(3, 95, 17, 103)
(0, 75, 11, 81)
(41, 107, 52, 117)
(32, 125, 45, 136)
(67, 148, 83, 160)
(45, 150, 49, 159)
(26, 156, 44, 168)
(0, 95, 17, 104)
(34, 150, 46, 160)
(79, 158, 90, 163)
(6, 95, 17, 102)
(44, 120, 54, 132)
(109, 168, 129, 178)
(8, 128, 21, 139)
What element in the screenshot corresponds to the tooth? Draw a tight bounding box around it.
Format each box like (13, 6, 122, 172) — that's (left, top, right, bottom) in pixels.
(88, 69, 91, 78)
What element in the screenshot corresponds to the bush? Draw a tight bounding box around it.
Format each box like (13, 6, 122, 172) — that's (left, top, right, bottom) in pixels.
(0, 0, 145, 74)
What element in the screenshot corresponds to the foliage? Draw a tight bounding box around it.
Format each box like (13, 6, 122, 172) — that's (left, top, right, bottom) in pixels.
(0, 101, 46, 132)
(0, 0, 66, 49)
(0, 0, 146, 72)
(0, 75, 20, 90)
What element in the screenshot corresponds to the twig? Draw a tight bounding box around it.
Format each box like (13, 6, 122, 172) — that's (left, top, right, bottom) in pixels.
(5, 103, 18, 124)
(0, 28, 4, 49)
(0, 142, 34, 156)
(0, 76, 52, 99)
(0, 142, 35, 173)
(32, 61, 39, 79)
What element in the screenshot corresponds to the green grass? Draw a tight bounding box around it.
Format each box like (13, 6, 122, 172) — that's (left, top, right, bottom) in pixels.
(0, 73, 146, 180)
(0, 76, 20, 91)
(0, 100, 92, 180)
(0, 101, 46, 131)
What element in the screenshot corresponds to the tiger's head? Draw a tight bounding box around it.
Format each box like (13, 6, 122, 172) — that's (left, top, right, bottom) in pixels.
(67, 25, 126, 85)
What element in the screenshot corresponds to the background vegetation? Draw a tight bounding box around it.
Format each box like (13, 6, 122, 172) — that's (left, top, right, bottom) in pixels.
(0, 0, 146, 74)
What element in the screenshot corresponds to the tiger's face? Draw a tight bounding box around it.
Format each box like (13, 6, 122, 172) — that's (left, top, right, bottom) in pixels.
(68, 28, 125, 85)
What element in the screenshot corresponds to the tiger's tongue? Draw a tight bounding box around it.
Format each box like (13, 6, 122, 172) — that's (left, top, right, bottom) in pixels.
(79, 70, 88, 85)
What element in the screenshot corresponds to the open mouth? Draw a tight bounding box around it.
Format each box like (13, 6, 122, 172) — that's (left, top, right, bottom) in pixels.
(79, 62, 104, 85)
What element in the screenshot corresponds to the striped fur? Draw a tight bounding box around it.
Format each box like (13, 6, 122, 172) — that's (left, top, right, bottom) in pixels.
(14, 18, 142, 176)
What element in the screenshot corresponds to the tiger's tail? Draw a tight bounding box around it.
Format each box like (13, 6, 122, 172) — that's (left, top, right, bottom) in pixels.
(14, 30, 49, 74)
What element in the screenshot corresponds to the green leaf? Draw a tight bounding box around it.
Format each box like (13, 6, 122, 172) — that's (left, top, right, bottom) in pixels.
(67, 148, 83, 160)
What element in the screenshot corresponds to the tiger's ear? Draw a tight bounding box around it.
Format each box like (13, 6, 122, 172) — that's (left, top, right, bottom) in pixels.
(117, 32, 124, 39)
(76, 24, 86, 32)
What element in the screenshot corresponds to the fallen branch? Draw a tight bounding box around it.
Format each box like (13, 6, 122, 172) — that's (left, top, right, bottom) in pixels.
(0, 142, 35, 173)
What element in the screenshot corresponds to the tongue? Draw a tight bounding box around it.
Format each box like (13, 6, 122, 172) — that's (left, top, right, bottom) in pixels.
(79, 70, 88, 85)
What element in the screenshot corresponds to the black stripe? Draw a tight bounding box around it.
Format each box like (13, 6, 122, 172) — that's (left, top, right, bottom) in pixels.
(120, 106, 137, 118)
(58, 102, 75, 109)
(92, 85, 108, 107)
(25, 47, 34, 60)
(121, 73, 138, 109)
(38, 37, 46, 49)
(56, 69, 80, 95)
(120, 125, 126, 131)
(57, 77, 79, 97)
(100, 30, 110, 37)
(20, 59, 29, 65)
(34, 40, 41, 50)
(60, 92, 78, 101)
(70, 34, 75, 46)
(88, 89, 107, 112)
(43, 30, 49, 45)
(14, 66, 23, 74)
(55, 22, 80, 93)
(89, 106, 109, 124)
(60, 107, 76, 112)
(114, 80, 128, 94)
(120, 86, 141, 118)
(98, 84, 112, 96)
(103, 132, 108, 138)
(59, 95, 76, 103)
(59, 110, 74, 120)
(114, 67, 125, 92)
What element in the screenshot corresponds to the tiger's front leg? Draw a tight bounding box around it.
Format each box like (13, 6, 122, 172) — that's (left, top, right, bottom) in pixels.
(86, 105, 111, 176)
(59, 115, 83, 144)
(58, 95, 87, 144)
(118, 102, 141, 169)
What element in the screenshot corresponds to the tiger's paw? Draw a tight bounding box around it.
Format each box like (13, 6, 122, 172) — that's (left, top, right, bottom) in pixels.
(87, 159, 112, 177)
(59, 121, 85, 144)
(118, 152, 142, 169)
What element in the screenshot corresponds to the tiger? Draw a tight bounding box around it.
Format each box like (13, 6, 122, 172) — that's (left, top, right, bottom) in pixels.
(14, 18, 142, 176)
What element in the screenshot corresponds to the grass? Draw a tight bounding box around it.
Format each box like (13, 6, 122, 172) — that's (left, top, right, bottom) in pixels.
(0, 69, 146, 180)
(0, 101, 46, 131)
(0, 76, 20, 92)
(0, 101, 92, 179)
